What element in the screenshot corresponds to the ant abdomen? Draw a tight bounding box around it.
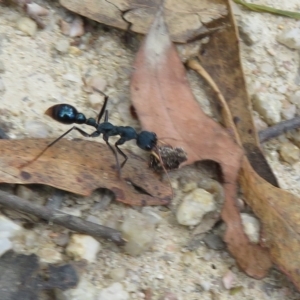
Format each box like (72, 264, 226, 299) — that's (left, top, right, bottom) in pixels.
(45, 104, 86, 125)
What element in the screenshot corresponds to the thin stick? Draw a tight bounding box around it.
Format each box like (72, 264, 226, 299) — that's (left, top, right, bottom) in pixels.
(259, 116, 300, 143)
(0, 190, 125, 246)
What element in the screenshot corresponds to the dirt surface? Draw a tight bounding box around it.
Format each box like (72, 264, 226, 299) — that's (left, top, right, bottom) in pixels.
(0, 0, 300, 299)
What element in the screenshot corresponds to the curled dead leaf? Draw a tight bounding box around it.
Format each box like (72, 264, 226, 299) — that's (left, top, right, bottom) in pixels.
(129, 5, 271, 278)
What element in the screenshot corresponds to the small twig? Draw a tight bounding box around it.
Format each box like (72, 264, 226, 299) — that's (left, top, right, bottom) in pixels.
(0, 190, 125, 246)
(259, 116, 300, 143)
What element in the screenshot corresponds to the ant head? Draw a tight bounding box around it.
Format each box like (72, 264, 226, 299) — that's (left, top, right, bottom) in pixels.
(137, 131, 157, 151)
(45, 104, 86, 125)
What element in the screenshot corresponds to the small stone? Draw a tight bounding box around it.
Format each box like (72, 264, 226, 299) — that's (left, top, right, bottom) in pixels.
(66, 234, 101, 262)
(17, 17, 37, 37)
(253, 114, 268, 132)
(197, 279, 211, 291)
(15, 185, 34, 200)
(69, 46, 82, 56)
(0, 60, 5, 73)
(0, 215, 22, 239)
(181, 182, 197, 193)
(252, 93, 282, 125)
(159, 291, 178, 300)
(277, 27, 300, 50)
(0, 215, 22, 256)
(238, 16, 261, 46)
(176, 188, 216, 226)
(52, 232, 69, 247)
(240, 213, 260, 243)
(290, 90, 300, 108)
(61, 207, 82, 217)
(69, 16, 85, 38)
(88, 93, 105, 109)
(109, 268, 127, 282)
(203, 233, 225, 250)
(0, 238, 12, 257)
(279, 142, 300, 164)
(181, 251, 196, 266)
(141, 207, 162, 225)
(25, 120, 50, 138)
(83, 76, 107, 93)
(58, 277, 98, 300)
(54, 39, 70, 53)
(98, 282, 129, 300)
(260, 62, 274, 75)
(120, 209, 155, 256)
(37, 247, 63, 264)
(222, 270, 236, 290)
(281, 103, 296, 120)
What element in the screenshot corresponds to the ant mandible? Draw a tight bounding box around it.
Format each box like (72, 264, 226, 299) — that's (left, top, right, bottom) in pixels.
(28, 90, 157, 178)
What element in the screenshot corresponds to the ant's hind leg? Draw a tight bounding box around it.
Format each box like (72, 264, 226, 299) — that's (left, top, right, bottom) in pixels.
(115, 138, 128, 169)
(21, 126, 97, 168)
(103, 135, 121, 178)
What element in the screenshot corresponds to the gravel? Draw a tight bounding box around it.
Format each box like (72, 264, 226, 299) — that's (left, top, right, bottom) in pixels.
(0, 0, 300, 299)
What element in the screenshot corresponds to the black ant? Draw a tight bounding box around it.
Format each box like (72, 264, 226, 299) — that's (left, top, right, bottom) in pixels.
(25, 90, 157, 178)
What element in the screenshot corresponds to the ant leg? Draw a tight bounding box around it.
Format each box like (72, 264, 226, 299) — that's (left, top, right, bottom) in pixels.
(21, 126, 97, 168)
(93, 89, 109, 124)
(115, 138, 128, 169)
(103, 135, 121, 178)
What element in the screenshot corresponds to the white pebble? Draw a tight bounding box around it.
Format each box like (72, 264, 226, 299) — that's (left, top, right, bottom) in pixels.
(0, 238, 12, 256)
(60, 207, 82, 217)
(0, 215, 22, 239)
(0, 215, 22, 256)
(222, 270, 236, 289)
(260, 62, 274, 75)
(17, 17, 37, 37)
(98, 282, 129, 300)
(55, 39, 70, 53)
(240, 213, 260, 243)
(252, 93, 282, 125)
(281, 104, 296, 120)
(37, 247, 63, 264)
(238, 16, 261, 46)
(66, 234, 101, 263)
(120, 209, 155, 256)
(88, 93, 105, 109)
(25, 120, 50, 138)
(109, 268, 127, 282)
(290, 90, 300, 108)
(176, 188, 216, 226)
(277, 27, 300, 50)
(279, 142, 300, 164)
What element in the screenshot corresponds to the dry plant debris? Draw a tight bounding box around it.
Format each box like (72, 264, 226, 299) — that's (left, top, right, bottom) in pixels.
(188, 0, 300, 290)
(59, 0, 227, 43)
(129, 7, 271, 278)
(0, 139, 171, 206)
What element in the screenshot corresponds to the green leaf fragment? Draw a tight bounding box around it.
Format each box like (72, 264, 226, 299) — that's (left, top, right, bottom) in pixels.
(233, 0, 300, 20)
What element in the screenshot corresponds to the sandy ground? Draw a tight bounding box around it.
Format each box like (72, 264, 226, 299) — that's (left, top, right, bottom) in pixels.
(0, 0, 300, 299)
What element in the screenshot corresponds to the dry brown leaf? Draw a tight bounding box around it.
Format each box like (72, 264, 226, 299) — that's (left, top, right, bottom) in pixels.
(0, 139, 171, 206)
(59, 0, 227, 43)
(189, 0, 300, 290)
(130, 7, 271, 278)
